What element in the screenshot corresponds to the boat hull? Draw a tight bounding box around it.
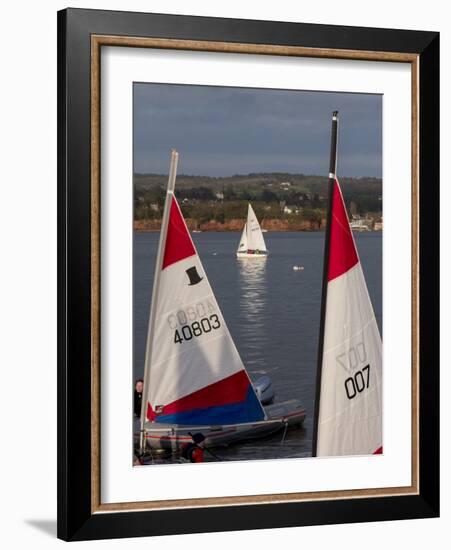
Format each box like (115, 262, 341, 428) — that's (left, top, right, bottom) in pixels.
(137, 399, 305, 451)
(236, 252, 268, 258)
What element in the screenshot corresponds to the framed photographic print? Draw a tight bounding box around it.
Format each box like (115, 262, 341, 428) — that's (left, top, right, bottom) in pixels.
(57, 8, 439, 541)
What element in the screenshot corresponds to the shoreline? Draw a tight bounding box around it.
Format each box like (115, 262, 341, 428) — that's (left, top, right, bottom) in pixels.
(134, 219, 382, 233)
(134, 228, 381, 233)
(134, 218, 326, 232)
(133, 227, 382, 233)
(134, 228, 325, 232)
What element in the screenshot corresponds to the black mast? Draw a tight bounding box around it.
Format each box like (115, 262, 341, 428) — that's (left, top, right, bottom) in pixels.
(311, 111, 339, 457)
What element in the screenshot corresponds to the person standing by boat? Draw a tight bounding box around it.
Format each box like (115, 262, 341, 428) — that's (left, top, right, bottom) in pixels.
(134, 379, 143, 417)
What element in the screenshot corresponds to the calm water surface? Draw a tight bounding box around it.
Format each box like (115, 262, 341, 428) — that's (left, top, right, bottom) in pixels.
(133, 231, 382, 461)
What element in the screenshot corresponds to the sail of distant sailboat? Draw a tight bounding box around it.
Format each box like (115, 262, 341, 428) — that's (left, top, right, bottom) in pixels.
(312, 112, 382, 457)
(236, 204, 268, 258)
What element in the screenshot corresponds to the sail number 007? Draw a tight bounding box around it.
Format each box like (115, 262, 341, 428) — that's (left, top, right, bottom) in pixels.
(336, 341, 371, 400)
(344, 365, 370, 400)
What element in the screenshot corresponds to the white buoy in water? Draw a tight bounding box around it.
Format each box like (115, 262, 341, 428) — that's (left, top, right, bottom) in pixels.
(293, 265, 304, 271)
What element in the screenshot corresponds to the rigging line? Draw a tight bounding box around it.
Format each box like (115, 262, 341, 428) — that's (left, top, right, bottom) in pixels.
(280, 420, 289, 445)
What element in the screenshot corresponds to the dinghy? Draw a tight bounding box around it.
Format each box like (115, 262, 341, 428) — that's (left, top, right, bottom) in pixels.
(236, 204, 268, 258)
(312, 112, 382, 457)
(139, 151, 305, 454)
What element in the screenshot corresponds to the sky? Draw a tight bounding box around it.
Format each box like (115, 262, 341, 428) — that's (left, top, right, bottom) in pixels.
(134, 83, 382, 178)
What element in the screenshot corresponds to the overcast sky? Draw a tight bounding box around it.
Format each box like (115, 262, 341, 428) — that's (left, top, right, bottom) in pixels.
(134, 83, 382, 177)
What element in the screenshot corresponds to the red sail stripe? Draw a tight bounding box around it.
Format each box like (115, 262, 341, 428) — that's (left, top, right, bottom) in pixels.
(328, 179, 359, 281)
(373, 446, 383, 454)
(147, 370, 250, 421)
(162, 197, 196, 270)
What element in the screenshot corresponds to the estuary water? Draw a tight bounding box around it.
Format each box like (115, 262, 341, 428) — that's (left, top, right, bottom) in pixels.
(133, 231, 382, 461)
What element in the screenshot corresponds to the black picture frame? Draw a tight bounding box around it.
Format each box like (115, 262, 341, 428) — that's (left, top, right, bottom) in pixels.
(57, 7, 439, 541)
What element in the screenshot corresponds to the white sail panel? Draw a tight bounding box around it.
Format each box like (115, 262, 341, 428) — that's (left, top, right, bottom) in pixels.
(246, 204, 267, 252)
(144, 197, 265, 426)
(317, 265, 382, 455)
(237, 223, 248, 253)
(316, 180, 382, 456)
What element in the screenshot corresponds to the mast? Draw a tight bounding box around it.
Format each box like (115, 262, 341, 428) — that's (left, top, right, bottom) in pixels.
(311, 111, 338, 457)
(139, 149, 179, 455)
(246, 204, 252, 248)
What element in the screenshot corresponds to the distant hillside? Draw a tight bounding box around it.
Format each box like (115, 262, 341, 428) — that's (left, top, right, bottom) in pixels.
(134, 172, 382, 230)
(135, 172, 381, 196)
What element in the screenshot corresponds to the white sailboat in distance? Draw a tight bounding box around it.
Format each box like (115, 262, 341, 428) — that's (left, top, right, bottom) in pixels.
(312, 112, 382, 457)
(138, 151, 305, 455)
(236, 204, 268, 258)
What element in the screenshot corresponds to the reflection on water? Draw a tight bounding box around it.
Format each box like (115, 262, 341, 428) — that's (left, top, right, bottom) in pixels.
(236, 259, 268, 376)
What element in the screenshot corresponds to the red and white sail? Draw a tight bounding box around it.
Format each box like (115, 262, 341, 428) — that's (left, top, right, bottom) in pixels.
(316, 179, 382, 456)
(141, 152, 265, 430)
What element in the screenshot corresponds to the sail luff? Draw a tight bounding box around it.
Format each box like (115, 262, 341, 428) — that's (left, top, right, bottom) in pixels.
(237, 222, 248, 253)
(140, 150, 178, 453)
(312, 112, 338, 457)
(246, 205, 252, 249)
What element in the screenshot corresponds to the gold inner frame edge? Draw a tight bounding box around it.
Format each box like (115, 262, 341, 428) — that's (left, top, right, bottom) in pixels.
(90, 35, 420, 514)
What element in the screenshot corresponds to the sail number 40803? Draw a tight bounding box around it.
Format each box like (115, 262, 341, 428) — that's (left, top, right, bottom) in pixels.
(173, 315, 221, 344)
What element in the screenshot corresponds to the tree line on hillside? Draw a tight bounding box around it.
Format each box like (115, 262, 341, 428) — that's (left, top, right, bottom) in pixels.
(134, 177, 382, 224)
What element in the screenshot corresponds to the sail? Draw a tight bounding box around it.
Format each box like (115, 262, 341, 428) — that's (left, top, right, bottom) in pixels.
(246, 204, 267, 252)
(143, 194, 265, 426)
(315, 179, 382, 456)
(237, 223, 248, 253)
